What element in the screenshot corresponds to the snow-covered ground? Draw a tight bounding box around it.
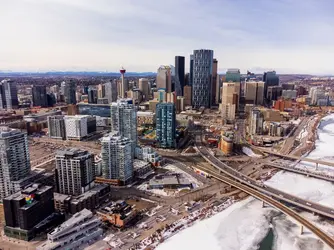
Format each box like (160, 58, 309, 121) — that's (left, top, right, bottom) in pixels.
(157, 114, 334, 250)
(242, 146, 262, 158)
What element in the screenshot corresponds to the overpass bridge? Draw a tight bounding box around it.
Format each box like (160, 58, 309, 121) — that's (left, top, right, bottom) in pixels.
(195, 135, 334, 220)
(263, 161, 334, 182)
(257, 147, 334, 169)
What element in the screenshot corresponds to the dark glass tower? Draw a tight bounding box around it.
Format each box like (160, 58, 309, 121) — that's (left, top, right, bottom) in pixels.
(32, 85, 48, 107)
(192, 49, 214, 108)
(263, 71, 279, 99)
(175, 56, 185, 95)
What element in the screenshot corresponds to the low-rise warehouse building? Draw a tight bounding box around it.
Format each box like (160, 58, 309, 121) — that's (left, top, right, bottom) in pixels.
(149, 174, 193, 189)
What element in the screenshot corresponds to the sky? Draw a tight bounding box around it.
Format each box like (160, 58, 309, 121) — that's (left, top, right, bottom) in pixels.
(1, 0, 334, 74)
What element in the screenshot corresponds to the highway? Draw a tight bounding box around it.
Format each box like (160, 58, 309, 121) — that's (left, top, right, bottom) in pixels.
(192, 164, 334, 249)
(194, 135, 334, 220)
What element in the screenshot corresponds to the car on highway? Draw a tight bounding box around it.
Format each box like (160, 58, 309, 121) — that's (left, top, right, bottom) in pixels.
(306, 202, 312, 206)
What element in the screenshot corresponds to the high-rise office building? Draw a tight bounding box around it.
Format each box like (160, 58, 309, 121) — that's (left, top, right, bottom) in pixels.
(220, 82, 238, 121)
(175, 56, 185, 95)
(97, 84, 105, 99)
(189, 55, 194, 86)
(211, 59, 219, 106)
(101, 133, 133, 184)
(156, 65, 172, 93)
(110, 100, 137, 152)
(55, 148, 95, 196)
(3, 183, 55, 241)
(184, 85, 192, 106)
(192, 49, 214, 108)
(105, 80, 118, 103)
(245, 81, 265, 105)
(225, 69, 241, 83)
(267, 86, 282, 102)
(0, 79, 19, 109)
(139, 78, 150, 101)
(65, 81, 77, 105)
(88, 88, 98, 104)
(263, 71, 279, 99)
(32, 85, 48, 107)
(0, 127, 31, 200)
(47, 115, 66, 140)
(249, 108, 264, 135)
(156, 103, 176, 148)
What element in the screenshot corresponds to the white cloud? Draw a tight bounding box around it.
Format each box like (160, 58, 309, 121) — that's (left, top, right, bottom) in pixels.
(0, 0, 333, 74)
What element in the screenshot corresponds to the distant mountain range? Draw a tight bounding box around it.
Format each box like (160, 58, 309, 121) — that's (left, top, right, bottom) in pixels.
(0, 71, 157, 77)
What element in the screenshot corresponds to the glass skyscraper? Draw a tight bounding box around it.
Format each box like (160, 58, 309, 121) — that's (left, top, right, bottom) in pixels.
(175, 56, 185, 95)
(225, 69, 241, 83)
(192, 49, 214, 108)
(156, 103, 176, 148)
(263, 71, 279, 99)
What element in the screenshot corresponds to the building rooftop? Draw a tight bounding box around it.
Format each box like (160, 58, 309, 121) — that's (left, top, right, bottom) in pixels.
(133, 159, 150, 170)
(0, 127, 23, 138)
(55, 148, 92, 159)
(149, 174, 191, 187)
(48, 209, 93, 236)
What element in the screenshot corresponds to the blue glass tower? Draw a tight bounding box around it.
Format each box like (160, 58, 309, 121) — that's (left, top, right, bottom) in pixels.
(156, 103, 176, 148)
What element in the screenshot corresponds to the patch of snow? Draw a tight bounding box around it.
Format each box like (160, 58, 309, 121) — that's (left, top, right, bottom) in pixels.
(242, 147, 261, 158)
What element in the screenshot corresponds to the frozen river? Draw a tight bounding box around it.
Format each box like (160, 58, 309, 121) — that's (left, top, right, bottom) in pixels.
(157, 114, 334, 250)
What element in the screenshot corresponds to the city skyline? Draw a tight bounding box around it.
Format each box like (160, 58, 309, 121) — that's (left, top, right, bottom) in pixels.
(1, 0, 334, 74)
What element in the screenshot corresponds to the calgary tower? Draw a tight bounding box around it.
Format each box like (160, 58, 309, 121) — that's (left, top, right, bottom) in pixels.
(120, 66, 126, 98)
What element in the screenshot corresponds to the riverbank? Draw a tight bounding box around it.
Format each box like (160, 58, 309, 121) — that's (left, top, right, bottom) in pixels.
(291, 114, 324, 157)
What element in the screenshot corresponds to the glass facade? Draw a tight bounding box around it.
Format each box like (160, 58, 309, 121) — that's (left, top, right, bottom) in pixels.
(192, 49, 214, 108)
(225, 69, 241, 83)
(156, 103, 176, 148)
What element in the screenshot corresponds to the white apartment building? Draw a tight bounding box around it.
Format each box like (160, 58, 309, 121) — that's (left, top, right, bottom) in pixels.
(101, 133, 133, 184)
(64, 115, 96, 141)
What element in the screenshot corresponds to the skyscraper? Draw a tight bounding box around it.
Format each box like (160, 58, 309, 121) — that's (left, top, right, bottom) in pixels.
(97, 84, 105, 99)
(105, 80, 118, 103)
(183, 85, 192, 106)
(156, 66, 172, 93)
(263, 71, 279, 99)
(32, 85, 48, 107)
(66, 80, 77, 105)
(101, 133, 133, 184)
(245, 81, 265, 105)
(175, 56, 185, 95)
(189, 55, 194, 86)
(211, 59, 219, 106)
(138, 78, 150, 101)
(0, 79, 19, 109)
(110, 100, 137, 153)
(192, 49, 214, 108)
(0, 127, 30, 200)
(249, 108, 264, 135)
(225, 69, 241, 83)
(220, 82, 238, 121)
(88, 88, 97, 104)
(55, 148, 95, 196)
(156, 103, 176, 148)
